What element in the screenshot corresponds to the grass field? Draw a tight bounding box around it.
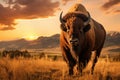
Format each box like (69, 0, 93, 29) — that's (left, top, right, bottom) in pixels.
(0, 57, 120, 80)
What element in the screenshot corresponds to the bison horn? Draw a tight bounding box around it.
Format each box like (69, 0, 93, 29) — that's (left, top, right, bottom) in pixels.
(84, 12, 91, 26)
(60, 11, 65, 23)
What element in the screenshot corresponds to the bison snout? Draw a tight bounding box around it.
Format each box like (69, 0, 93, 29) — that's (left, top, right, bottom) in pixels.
(70, 38, 79, 45)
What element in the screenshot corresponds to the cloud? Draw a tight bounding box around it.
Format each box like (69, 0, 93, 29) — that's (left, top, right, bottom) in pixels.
(14, 0, 60, 18)
(61, 0, 69, 5)
(0, 4, 15, 30)
(114, 9, 120, 13)
(101, 0, 120, 14)
(61, 0, 82, 5)
(0, 0, 60, 31)
(0, 25, 15, 31)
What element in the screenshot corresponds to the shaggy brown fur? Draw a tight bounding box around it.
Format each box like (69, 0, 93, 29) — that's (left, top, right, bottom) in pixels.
(60, 11, 106, 75)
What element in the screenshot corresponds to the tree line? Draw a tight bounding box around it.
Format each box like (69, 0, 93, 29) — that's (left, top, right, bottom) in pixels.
(0, 50, 31, 59)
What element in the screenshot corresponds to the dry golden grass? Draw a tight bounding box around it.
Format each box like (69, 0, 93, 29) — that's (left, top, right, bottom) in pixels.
(0, 58, 119, 80)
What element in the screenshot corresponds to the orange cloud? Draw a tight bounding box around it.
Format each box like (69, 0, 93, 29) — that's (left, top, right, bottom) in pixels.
(61, 0, 70, 5)
(0, 0, 60, 31)
(61, 0, 82, 5)
(114, 9, 120, 14)
(101, 0, 120, 14)
(0, 4, 15, 30)
(14, 0, 59, 18)
(0, 25, 15, 31)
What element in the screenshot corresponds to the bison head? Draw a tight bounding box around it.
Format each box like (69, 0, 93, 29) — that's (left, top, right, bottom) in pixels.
(60, 11, 91, 55)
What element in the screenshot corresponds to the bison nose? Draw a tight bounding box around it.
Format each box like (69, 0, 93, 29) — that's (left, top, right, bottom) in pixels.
(70, 38, 79, 45)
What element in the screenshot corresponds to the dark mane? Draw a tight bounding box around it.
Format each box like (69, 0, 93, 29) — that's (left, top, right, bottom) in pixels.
(63, 12, 88, 22)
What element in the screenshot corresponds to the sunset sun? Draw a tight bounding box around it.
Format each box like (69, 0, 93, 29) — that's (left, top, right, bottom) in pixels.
(24, 35, 39, 41)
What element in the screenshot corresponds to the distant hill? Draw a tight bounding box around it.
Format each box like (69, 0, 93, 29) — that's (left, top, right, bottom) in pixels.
(28, 34, 60, 49)
(104, 31, 120, 47)
(0, 34, 60, 49)
(0, 39, 29, 49)
(0, 32, 120, 50)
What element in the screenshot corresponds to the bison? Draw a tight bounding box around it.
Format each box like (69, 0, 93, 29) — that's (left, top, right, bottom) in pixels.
(59, 4, 106, 75)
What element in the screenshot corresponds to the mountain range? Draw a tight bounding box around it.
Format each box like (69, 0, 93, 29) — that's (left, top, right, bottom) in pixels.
(0, 32, 120, 51)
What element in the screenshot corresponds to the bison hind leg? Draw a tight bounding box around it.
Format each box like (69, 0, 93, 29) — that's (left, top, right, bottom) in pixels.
(91, 47, 103, 74)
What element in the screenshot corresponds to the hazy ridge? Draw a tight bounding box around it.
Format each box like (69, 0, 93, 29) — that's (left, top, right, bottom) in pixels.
(0, 32, 120, 51)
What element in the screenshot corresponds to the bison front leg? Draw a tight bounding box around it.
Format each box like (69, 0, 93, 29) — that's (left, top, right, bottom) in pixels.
(68, 62, 75, 75)
(65, 56, 76, 75)
(61, 49, 76, 75)
(77, 62, 83, 76)
(63, 58, 76, 75)
(76, 57, 84, 76)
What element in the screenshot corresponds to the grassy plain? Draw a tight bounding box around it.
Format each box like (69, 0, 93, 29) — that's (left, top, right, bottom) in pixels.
(0, 57, 120, 80)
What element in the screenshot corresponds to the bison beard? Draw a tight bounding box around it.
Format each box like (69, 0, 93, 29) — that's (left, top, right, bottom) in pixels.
(70, 45, 80, 60)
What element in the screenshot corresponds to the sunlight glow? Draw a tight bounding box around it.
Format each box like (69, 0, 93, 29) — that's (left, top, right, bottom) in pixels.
(23, 35, 39, 41)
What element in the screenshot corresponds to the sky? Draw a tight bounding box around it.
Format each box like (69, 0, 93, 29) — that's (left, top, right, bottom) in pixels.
(0, 0, 120, 41)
